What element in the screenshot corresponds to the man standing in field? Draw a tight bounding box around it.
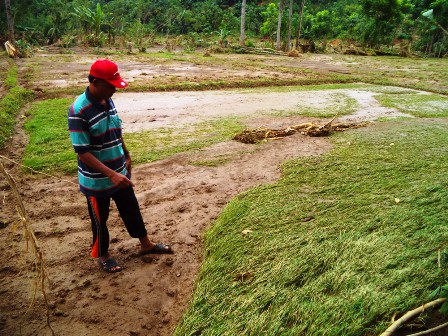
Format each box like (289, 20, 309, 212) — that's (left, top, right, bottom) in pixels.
(68, 59, 173, 273)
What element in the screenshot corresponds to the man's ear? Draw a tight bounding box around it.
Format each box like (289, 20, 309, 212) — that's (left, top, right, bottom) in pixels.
(93, 77, 104, 83)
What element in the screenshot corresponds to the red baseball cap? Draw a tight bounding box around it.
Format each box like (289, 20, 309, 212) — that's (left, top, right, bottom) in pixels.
(89, 59, 128, 88)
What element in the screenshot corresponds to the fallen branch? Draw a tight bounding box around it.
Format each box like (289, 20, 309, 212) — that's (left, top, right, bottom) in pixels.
(0, 154, 77, 185)
(406, 321, 448, 336)
(379, 298, 446, 336)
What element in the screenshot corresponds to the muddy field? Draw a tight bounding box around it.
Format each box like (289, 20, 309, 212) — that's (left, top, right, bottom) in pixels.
(0, 51, 417, 336)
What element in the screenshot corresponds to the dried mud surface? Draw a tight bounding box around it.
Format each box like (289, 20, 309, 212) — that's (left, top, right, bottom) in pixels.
(19, 48, 352, 91)
(0, 51, 410, 336)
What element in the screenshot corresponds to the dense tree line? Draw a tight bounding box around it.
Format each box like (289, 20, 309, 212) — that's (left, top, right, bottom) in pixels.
(1, 0, 447, 57)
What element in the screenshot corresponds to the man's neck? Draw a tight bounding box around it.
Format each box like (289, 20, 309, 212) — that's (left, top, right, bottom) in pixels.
(88, 85, 108, 106)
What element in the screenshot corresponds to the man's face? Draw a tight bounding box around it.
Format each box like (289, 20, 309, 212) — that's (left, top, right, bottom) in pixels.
(93, 78, 116, 99)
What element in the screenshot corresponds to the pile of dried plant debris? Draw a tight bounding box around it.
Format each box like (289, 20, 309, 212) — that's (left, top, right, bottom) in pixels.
(233, 118, 369, 144)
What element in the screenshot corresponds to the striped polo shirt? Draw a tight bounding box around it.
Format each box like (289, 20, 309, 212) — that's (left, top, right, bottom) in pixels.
(68, 88, 129, 197)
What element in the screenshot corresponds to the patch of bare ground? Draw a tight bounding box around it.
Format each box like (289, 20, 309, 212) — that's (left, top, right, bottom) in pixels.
(0, 115, 331, 335)
(0, 56, 10, 99)
(19, 48, 352, 92)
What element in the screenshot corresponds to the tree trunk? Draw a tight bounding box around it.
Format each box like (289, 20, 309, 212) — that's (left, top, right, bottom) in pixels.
(240, 0, 246, 47)
(295, 0, 306, 49)
(276, 0, 285, 50)
(434, 22, 448, 36)
(5, 0, 15, 43)
(286, 0, 293, 51)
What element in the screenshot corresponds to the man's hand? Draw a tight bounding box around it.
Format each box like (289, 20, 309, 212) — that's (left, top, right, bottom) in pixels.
(110, 171, 135, 188)
(79, 151, 135, 189)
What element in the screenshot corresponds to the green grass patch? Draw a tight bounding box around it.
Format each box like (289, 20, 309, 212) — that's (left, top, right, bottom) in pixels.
(341, 55, 448, 95)
(125, 117, 245, 165)
(41, 79, 356, 100)
(137, 51, 189, 61)
(0, 60, 34, 148)
(23, 98, 76, 173)
(376, 93, 448, 118)
(236, 83, 423, 96)
(175, 119, 448, 336)
(270, 92, 358, 118)
(4, 58, 18, 89)
(22, 98, 245, 174)
(241, 83, 369, 93)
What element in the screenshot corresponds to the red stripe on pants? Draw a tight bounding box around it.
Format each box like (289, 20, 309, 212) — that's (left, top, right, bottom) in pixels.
(89, 196, 101, 258)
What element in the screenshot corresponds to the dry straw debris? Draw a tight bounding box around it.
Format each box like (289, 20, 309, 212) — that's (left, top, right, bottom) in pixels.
(233, 118, 369, 144)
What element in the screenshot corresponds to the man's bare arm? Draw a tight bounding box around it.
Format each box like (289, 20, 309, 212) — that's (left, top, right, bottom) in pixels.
(121, 137, 132, 173)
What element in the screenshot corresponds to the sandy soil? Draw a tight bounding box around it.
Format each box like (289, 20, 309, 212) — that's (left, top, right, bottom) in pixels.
(114, 87, 412, 132)
(0, 53, 414, 336)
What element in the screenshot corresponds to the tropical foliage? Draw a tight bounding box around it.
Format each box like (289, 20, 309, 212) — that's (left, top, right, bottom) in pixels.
(0, 0, 447, 56)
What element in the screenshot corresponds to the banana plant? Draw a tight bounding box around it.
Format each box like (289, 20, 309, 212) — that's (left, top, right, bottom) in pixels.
(72, 3, 105, 38)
